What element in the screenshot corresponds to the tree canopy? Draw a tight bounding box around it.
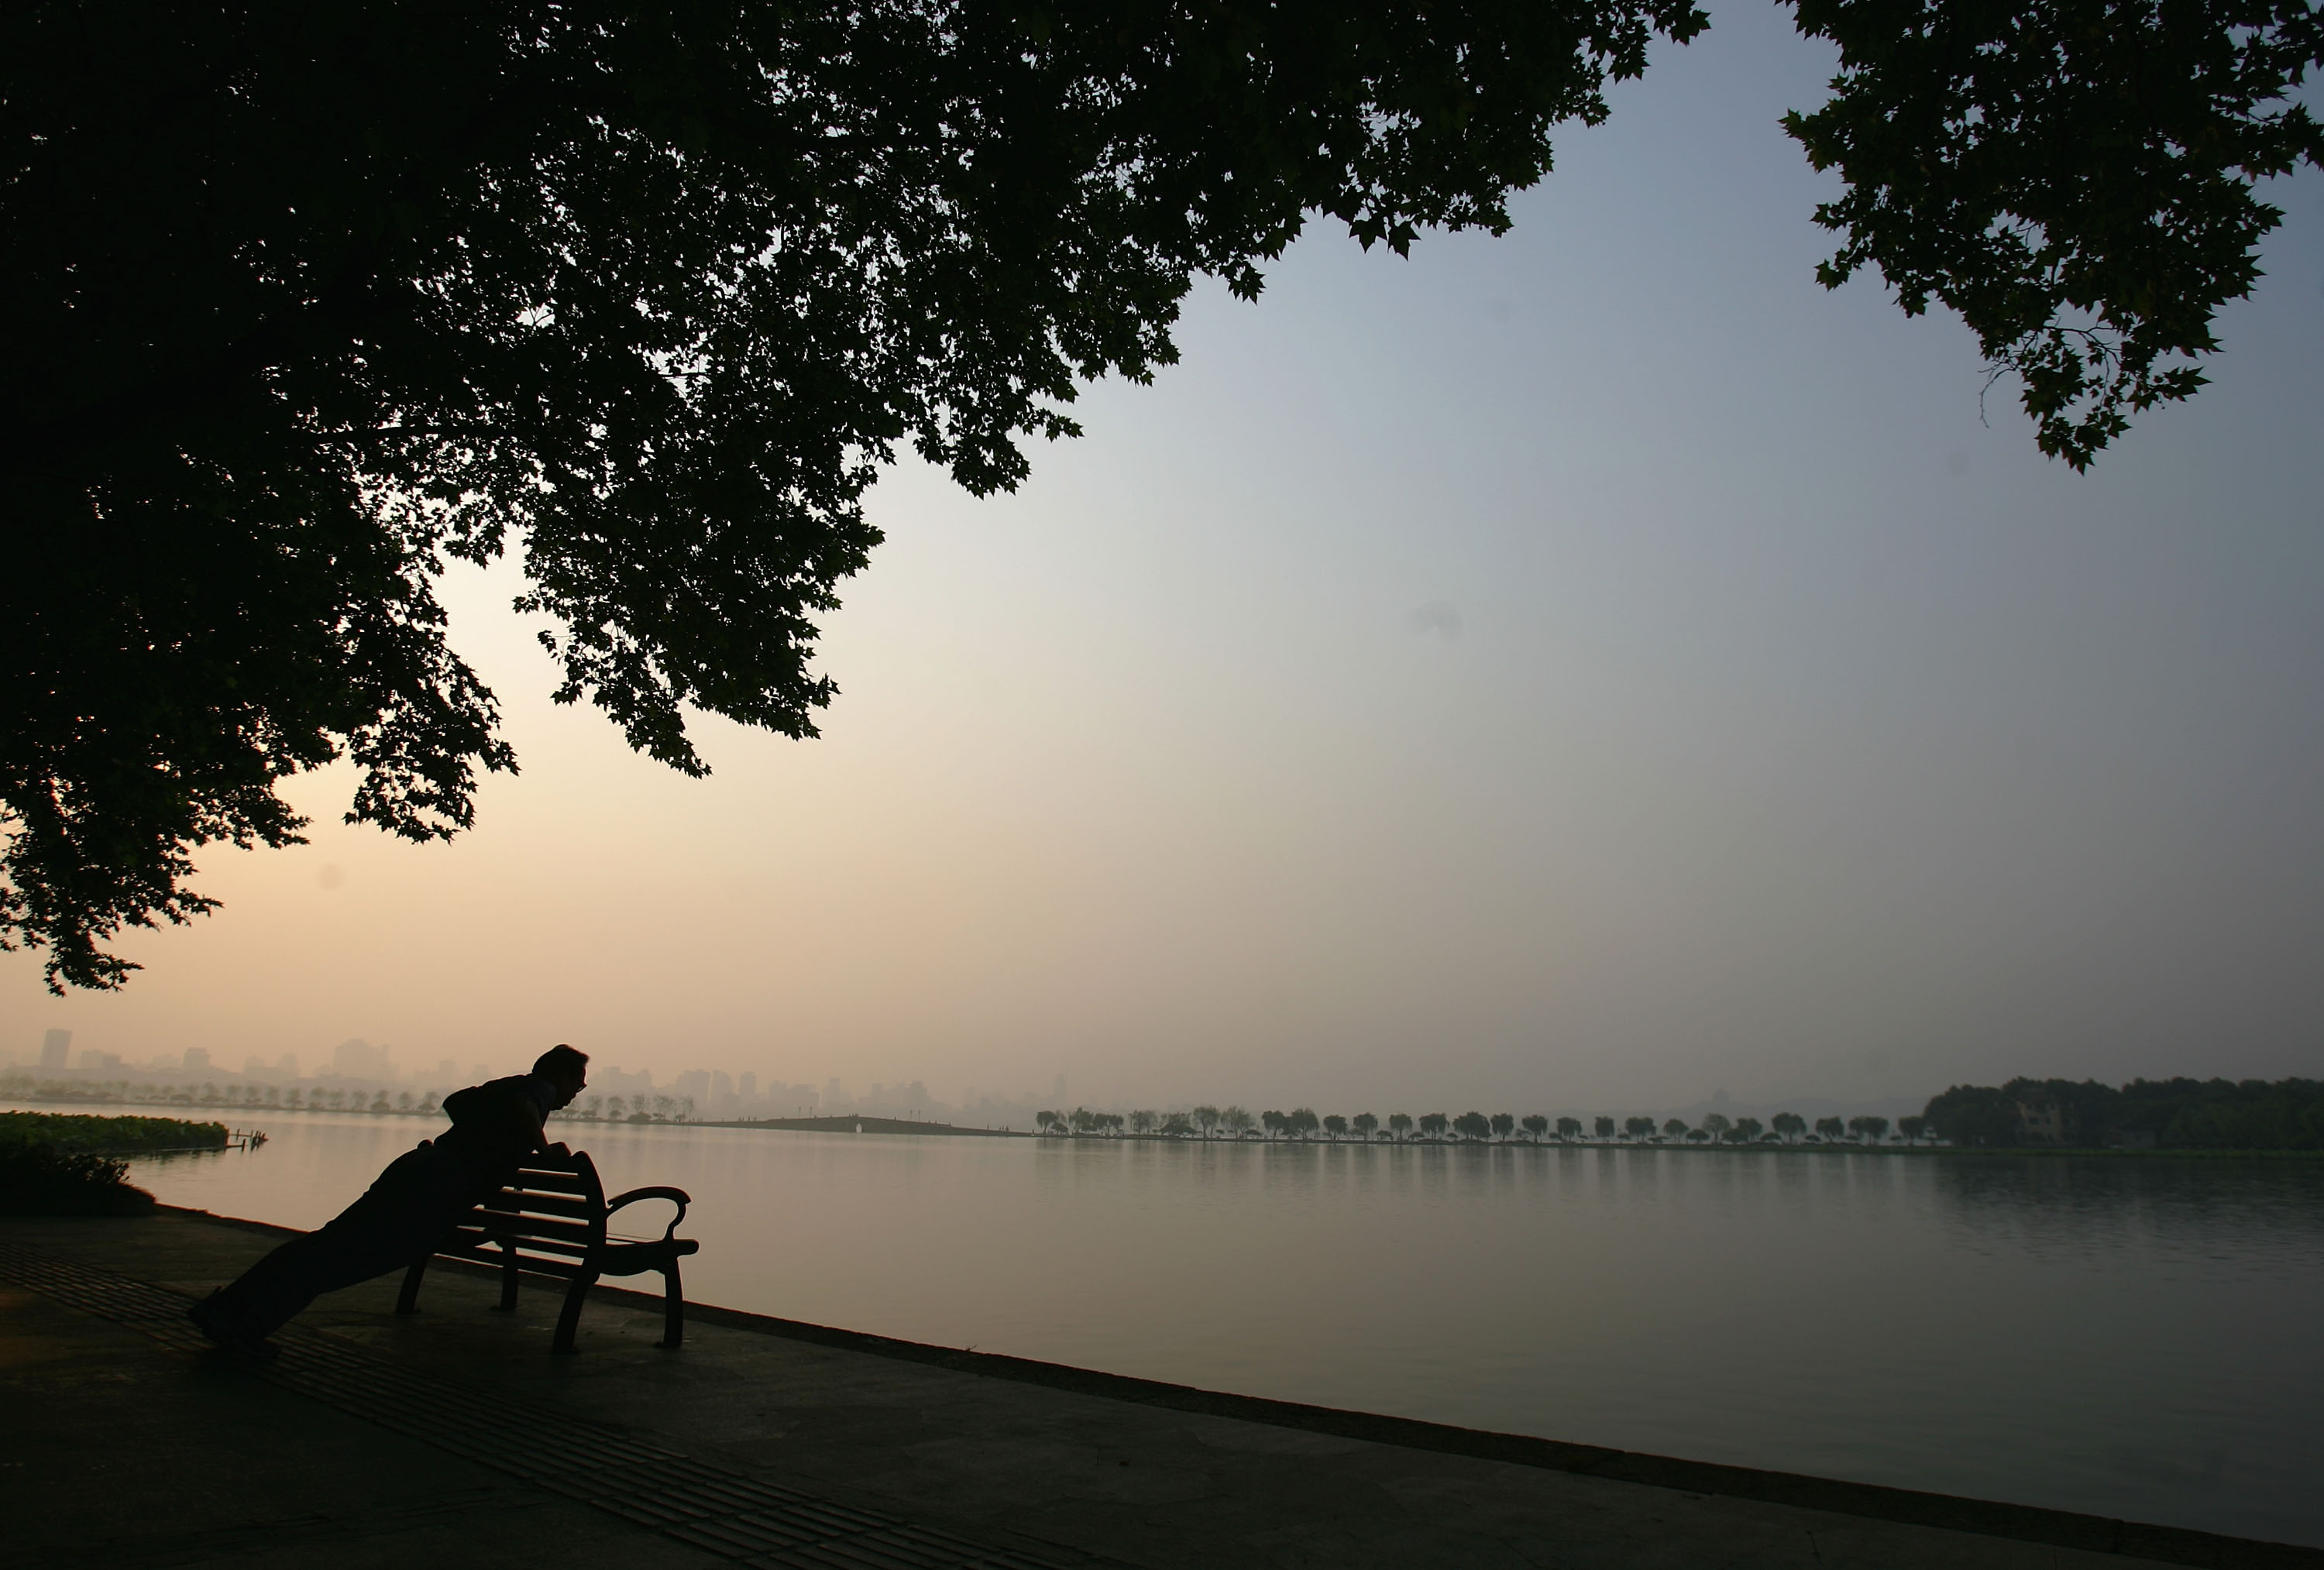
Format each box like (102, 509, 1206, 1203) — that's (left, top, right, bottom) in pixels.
(1924, 1076, 2324, 1149)
(5, 0, 2318, 990)
(1784, 0, 2323, 466)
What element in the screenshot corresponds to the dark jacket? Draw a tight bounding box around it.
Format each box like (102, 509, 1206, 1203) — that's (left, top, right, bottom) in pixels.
(436, 1072, 560, 1187)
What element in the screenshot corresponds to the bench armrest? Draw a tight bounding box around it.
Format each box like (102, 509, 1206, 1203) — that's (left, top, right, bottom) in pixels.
(605, 1186, 692, 1238)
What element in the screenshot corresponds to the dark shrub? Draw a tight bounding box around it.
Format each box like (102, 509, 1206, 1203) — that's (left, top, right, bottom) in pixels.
(0, 1140, 156, 1215)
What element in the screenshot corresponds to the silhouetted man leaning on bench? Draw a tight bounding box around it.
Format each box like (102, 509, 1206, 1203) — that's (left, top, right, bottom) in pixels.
(189, 1045, 590, 1359)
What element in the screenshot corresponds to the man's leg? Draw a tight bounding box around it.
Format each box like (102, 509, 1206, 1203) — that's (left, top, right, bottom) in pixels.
(200, 1142, 482, 1341)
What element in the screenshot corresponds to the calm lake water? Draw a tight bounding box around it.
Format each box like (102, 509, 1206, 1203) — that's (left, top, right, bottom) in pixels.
(84, 1110, 2324, 1548)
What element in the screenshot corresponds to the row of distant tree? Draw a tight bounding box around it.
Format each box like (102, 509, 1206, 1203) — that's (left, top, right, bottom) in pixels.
(1030, 1077, 2324, 1152)
(0, 1076, 427, 1113)
(1925, 1077, 2324, 1150)
(1032, 1107, 1923, 1146)
(564, 1094, 698, 1122)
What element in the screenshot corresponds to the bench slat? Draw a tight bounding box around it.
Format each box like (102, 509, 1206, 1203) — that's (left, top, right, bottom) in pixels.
(508, 1173, 596, 1195)
(442, 1226, 590, 1263)
(439, 1250, 590, 1279)
(473, 1207, 598, 1240)
(490, 1190, 598, 1219)
(503, 1187, 592, 1208)
(438, 1238, 591, 1267)
(440, 1236, 587, 1259)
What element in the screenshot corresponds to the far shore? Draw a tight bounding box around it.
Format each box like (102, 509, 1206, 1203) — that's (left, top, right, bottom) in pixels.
(719, 1125, 2322, 1159)
(700, 1115, 1022, 1138)
(14, 1095, 2315, 1159)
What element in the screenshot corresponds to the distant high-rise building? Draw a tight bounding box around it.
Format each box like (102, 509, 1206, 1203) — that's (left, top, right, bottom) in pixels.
(675, 1069, 710, 1101)
(333, 1038, 393, 1080)
(277, 1053, 299, 1077)
(737, 1072, 758, 1099)
(40, 1029, 70, 1069)
(183, 1047, 210, 1071)
(823, 1077, 844, 1107)
(78, 1050, 122, 1070)
(705, 1070, 740, 1122)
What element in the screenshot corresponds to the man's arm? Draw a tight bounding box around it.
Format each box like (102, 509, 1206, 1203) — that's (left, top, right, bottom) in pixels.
(510, 1098, 568, 1159)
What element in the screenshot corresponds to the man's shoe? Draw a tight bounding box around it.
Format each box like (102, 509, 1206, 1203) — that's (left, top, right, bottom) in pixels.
(187, 1291, 279, 1362)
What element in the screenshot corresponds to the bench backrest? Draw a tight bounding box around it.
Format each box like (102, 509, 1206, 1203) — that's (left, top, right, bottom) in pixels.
(435, 1150, 607, 1278)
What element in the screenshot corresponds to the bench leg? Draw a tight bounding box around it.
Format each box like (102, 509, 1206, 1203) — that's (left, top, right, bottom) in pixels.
(491, 1239, 521, 1312)
(552, 1270, 596, 1355)
(394, 1256, 429, 1317)
(658, 1261, 684, 1351)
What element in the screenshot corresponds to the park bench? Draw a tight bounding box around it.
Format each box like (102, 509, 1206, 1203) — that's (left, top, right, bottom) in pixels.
(394, 1149, 698, 1353)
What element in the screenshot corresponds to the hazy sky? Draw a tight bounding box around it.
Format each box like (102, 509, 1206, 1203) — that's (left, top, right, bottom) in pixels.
(9, 3, 2322, 1111)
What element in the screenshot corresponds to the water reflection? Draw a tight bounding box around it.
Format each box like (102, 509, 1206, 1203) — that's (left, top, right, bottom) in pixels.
(89, 1112, 2324, 1549)
(1932, 1155, 2324, 1273)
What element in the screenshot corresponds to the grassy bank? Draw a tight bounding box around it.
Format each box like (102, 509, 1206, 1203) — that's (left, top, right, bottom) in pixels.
(0, 1112, 228, 1216)
(0, 1111, 231, 1154)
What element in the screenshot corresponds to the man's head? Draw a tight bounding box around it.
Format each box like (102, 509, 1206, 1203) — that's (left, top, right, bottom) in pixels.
(534, 1044, 589, 1107)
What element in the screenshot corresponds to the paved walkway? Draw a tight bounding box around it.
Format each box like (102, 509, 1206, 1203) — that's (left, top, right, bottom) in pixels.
(2, 1212, 2314, 1570)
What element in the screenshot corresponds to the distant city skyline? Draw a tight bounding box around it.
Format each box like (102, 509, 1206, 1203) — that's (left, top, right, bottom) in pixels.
(0, 1025, 2020, 1131)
